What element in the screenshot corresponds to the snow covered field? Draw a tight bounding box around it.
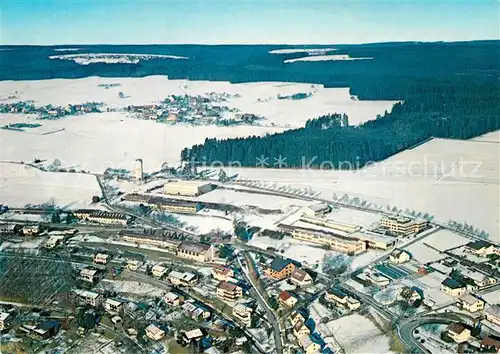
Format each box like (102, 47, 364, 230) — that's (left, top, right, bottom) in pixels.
(0, 76, 396, 128)
(224, 134, 500, 241)
(248, 235, 383, 272)
(269, 48, 337, 55)
(323, 313, 393, 353)
(49, 53, 188, 65)
(0, 112, 282, 173)
(0, 162, 103, 209)
(174, 214, 233, 234)
(284, 54, 372, 63)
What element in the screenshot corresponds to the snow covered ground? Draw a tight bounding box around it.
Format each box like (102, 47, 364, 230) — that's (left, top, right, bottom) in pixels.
(0, 76, 396, 128)
(323, 313, 393, 353)
(224, 134, 500, 241)
(481, 289, 500, 305)
(0, 162, 103, 209)
(417, 230, 470, 251)
(100, 279, 165, 297)
(49, 53, 188, 65)
(269, 48, 337, 55)
(0, 112, 281, 173)
(174, 213, 233, 234)
(284, 55, 372, 63)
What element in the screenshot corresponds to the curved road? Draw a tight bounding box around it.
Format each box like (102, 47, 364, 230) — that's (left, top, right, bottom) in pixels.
(396, 313, 464, 354)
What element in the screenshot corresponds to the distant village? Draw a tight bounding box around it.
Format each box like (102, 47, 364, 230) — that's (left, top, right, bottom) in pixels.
(126, 93, 264, 126)
(0, 101, 102, 119)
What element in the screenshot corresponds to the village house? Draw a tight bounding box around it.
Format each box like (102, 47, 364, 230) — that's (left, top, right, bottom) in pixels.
(79, 268, 100, 283)
(182, 301, 211, 321)
(21, 224, 41, 236)
(216, 281, 243, 301)
(104, 298, 125, 314)
(481, 337, 500, 353)
(0, 312, 11, 331)
(389, 249, 411, 264)
(168, 271, 198, 287)
(177, 241, 214, 263)
(278, 291, 298, 308)
(458, 294, 485, 313)
(290, 311, 306, 326)
(163, 292, 183, 306)
(151, 264, 168, 278)
(264, 258, 296, 280)
(325, 287, 361, 310)
(232, 304, 253, 327)
(0, 223, 17, 235)
(23, 321, 60, 340)
(293, 320, 311, 338)
(398, 286, 423, 305)
(461, 269, 498, 288)
(447, 323, 471, 343)
(76, 290, 102, 307)
(486, 305, 500, 326)
(212, 266, 235, 282)
(127, 259, 140, 271)
(145, 324, 165, 341)
(298, 335, 321, 354)
(464, 240, 497, 257)
(93, 253, 110, 264)
(180, 328, 204, 345)
(290, 268, 313, 288)
(441, 277, 467, 297)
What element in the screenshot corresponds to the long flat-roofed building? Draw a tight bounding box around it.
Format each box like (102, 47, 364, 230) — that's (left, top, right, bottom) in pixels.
(120, 229, 182, 249)
(122, 194, 203, 214)
(299, 216, 361, 234)
(283, 224, 366, 255)
(177, 241, 214, 263)
(380, 216, 428, 235)
(164, 180, 213, 197)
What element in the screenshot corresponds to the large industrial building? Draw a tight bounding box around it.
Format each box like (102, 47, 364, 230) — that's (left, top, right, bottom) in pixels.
(122, 194, 202, 214)
(163, 180, 213, 197)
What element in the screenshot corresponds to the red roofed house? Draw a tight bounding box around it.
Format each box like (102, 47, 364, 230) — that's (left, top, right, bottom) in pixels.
(278, 291, 298, 308)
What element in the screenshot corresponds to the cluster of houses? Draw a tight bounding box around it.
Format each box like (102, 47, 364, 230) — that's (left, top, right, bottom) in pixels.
(444, 321, 500, 352)
(288, 310, 323, 354)
(0, 101, 101, 118)
(126, 92, 260, 127)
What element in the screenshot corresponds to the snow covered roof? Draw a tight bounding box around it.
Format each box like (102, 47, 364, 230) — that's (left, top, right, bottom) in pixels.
(486, 305, 500, 318)
(460, 294, 483, 305)
(0, 312, 10, 321)
(183, 328, 204, 339)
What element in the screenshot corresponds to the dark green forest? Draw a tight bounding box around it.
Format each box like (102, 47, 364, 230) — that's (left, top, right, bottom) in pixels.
(1, 41, 498, 168)
(179, 42, 500, 168)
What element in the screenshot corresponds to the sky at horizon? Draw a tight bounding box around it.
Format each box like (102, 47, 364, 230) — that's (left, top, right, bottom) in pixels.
(1, 1, 499, 45)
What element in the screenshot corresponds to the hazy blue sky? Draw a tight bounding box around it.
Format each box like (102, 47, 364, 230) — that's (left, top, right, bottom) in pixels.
(1, 1, 498, 45)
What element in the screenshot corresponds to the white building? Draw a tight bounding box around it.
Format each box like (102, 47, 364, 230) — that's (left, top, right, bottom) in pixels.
(163, 180, 212, 197)
(304, 203, 331, 217)
(0, 312, 11, 330)
(232, 304, 253, 327)
(290, 268, 313, 288)
(94, 253, 110, 264)
(104, 298, 124, 314)
(76, 290, 102, 307)
(390, 249, 411, 264)
(127, 259, 141, 271)
(133, 159, 144, 181)
(79, 268, 99, 283)
(151, 264, 168, 278)
(145, 324, 165, 341)
(168, 271, 198, 286)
